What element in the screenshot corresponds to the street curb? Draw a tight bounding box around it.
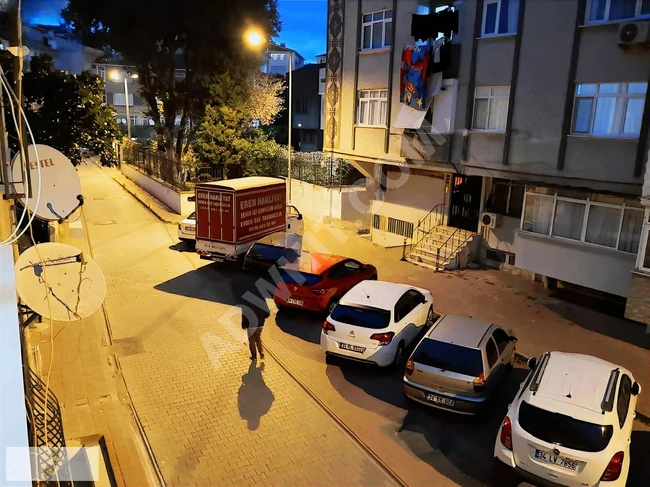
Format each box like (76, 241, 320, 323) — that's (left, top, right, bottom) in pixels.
(110, 176, 174, 225)
(263, 344, 408, 487)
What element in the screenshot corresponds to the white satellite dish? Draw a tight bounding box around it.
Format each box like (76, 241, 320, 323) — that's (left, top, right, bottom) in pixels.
(10, 145, 83, 222)
(14, 243, 107, 321)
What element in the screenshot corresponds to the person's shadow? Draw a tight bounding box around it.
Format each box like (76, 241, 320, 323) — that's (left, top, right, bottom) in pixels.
(237, 361, 274, 430)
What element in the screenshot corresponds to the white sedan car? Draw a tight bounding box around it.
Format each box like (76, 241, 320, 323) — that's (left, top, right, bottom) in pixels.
(177, 211, 196, 242)
(493, 352, 641, 487)
(321, 280, 434, 368)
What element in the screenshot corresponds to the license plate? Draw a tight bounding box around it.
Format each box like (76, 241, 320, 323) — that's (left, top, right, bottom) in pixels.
(425, 394, 455, 407)
(339, 343, 366, 353)
(535, 450, 578, 471)
(287, 298, 304, 306)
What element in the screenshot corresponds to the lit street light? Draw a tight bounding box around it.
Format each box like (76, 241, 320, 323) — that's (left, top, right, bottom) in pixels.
(110, 70, 139, 141)
(244, 27, 293, 203)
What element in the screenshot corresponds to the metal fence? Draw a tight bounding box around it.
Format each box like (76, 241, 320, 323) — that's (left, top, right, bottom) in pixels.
(124, 144, 364, 190)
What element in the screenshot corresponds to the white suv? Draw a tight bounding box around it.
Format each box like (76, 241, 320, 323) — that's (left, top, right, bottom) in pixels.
(493, 352, 641, 487)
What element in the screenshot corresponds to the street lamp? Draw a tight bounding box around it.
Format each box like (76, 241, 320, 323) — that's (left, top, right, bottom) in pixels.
(244, 27, 293, 203)
(110, 70, 139, 141)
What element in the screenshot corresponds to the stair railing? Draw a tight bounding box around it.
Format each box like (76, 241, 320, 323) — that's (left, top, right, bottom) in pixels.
(435, 228, 474, 271)
(402, 203, 445, 260)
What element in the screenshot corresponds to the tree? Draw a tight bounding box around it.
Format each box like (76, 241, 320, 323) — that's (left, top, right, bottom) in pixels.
(194, 69, 284, 178)
(0, 52, 120, 166)
(63, 0, 281, 160)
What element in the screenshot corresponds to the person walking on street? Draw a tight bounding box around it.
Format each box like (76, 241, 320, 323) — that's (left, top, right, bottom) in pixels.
(242, 306, 269, 360)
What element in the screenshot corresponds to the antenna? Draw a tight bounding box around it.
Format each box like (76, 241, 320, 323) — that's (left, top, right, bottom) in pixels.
(15, 242, 107, 321)
(9, 144, 83, 222)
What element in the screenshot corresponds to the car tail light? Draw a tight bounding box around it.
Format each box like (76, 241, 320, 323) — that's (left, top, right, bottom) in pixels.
(310, 289, 327, 295)
(322, 321, 335, 334)
(405, 360, 415, 376)
(499, 417, 513, 451)
(600, 451, 624, 482)
(473, 373, 486, 391)
(370, 332, 394, 345)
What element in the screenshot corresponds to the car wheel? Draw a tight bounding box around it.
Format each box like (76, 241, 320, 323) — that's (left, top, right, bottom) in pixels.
(327, 299, 339, 315)
(391, 341, 405, 370)
(425, 306, 435, 327)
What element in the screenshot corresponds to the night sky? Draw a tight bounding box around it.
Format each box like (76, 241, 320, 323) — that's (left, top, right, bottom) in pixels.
(22, 0, 327, 63)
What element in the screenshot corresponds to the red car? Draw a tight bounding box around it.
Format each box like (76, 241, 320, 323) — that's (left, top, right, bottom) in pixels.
(274, 252, 377, 314)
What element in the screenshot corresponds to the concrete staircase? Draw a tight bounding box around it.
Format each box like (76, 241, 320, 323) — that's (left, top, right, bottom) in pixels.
(405, 226, 476, 271)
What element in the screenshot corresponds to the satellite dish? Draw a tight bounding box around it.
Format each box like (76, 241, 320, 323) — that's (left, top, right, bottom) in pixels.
(14, 242, 107, 321)
(10, 145, 83, 222)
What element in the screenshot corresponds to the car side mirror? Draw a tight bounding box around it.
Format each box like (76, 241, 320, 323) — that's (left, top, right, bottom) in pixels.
(527, 357, 537, 370)
(297, 214, 303, 220)
(509, 335, 518, 343)
(631, 382, 641, 396)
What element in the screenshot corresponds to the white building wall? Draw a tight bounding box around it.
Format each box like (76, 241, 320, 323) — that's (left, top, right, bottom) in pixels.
(122, 164, 194, 215)
(289, 179, 370, 226)
(514, 231, 636, 297)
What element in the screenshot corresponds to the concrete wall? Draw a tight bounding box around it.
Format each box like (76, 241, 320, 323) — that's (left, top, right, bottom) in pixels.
(625, 271, 650, 325)
(122, 163, 194, 215)
(289, 179, 370, 227)
(514, 231, 636, 297)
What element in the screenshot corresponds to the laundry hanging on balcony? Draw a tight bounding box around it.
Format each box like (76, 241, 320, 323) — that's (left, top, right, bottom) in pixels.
(400, 45, 430, 110)
(411, 7, 458, 42)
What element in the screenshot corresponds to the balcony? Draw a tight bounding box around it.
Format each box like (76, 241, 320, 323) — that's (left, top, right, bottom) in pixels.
(400, 128, 451, 163)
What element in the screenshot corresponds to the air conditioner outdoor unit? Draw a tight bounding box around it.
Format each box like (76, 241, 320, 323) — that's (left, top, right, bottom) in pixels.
(618, 21, 650, 45)
(481, 212, 498, 229)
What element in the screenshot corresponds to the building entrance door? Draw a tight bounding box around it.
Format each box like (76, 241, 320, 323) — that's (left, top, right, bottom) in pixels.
(448, 175, 482, 232)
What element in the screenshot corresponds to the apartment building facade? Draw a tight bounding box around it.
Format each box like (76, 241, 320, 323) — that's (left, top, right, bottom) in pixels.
(93, 58, 186, 139)
(261, 42, 305, 75)
(324, 0, 650, 321)
(292, 55, 327, 151)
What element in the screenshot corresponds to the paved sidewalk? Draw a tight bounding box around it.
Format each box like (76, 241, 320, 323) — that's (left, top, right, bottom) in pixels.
(25, 197, 159, 486)
(79, 162, 396, 486)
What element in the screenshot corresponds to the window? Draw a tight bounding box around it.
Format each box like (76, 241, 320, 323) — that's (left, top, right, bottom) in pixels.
(113, 93, 134, 106)
(270, 53, 286, 61)
(518, 401, 614, 452)
(329, 304, 391, 329)
(329, 260, 362, 280)
(394, 291, 421, 321)
(472, 86, 510, 132)
(572, 82, 647, 137)
(587, 0, 650, 23)
(96, 66, 105, 80)
(616, 374, 632, 428)
(357, 90, 388, 126)
(361, 9, 392, 50)
(521, 188, 644, 253)
(486, 338, 499, 368)
(489, 179, 524, 217)
(295, 99, 308, 114)
(411, 340, 484, 377)
(491, 328, 510, 354)
(387, 217, 414, 238)
(482, 0, 520, 36)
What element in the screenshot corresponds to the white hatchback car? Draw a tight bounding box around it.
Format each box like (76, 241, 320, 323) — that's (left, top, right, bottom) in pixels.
(320, 280, 434, 368)
(493, 351, 641, 487)
(177, 211, 196, 242)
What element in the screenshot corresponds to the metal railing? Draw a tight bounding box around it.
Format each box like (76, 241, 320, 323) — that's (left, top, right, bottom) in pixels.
(433, 227, 474, 271)
(402, 203, 445, 259)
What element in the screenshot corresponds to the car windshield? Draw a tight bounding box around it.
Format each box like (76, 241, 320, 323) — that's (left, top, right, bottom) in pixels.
(518, 401, 613, 452)
(411, 339, 483, 377)
(187, 211, 196, 220)
(330, 305, 391, 329)
(278, 268, 322, 285)
(251, 244, 300, 264)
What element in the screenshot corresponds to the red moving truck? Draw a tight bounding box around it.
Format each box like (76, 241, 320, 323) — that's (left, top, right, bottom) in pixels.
(195, 177, 302, 261)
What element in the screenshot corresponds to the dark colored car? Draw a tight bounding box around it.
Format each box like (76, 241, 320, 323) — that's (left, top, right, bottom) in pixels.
(243, 232, 302, 273)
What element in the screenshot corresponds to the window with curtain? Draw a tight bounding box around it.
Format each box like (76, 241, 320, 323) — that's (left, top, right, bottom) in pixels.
(572, 82, 647, 137)
(357, 90, 388, 126)
(552, 200, 585, 240)
(473, 86, 510, 132)
(521, 189, 645, 254)
(483, 0, 520, 35)
(587, 0, 650, 23)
